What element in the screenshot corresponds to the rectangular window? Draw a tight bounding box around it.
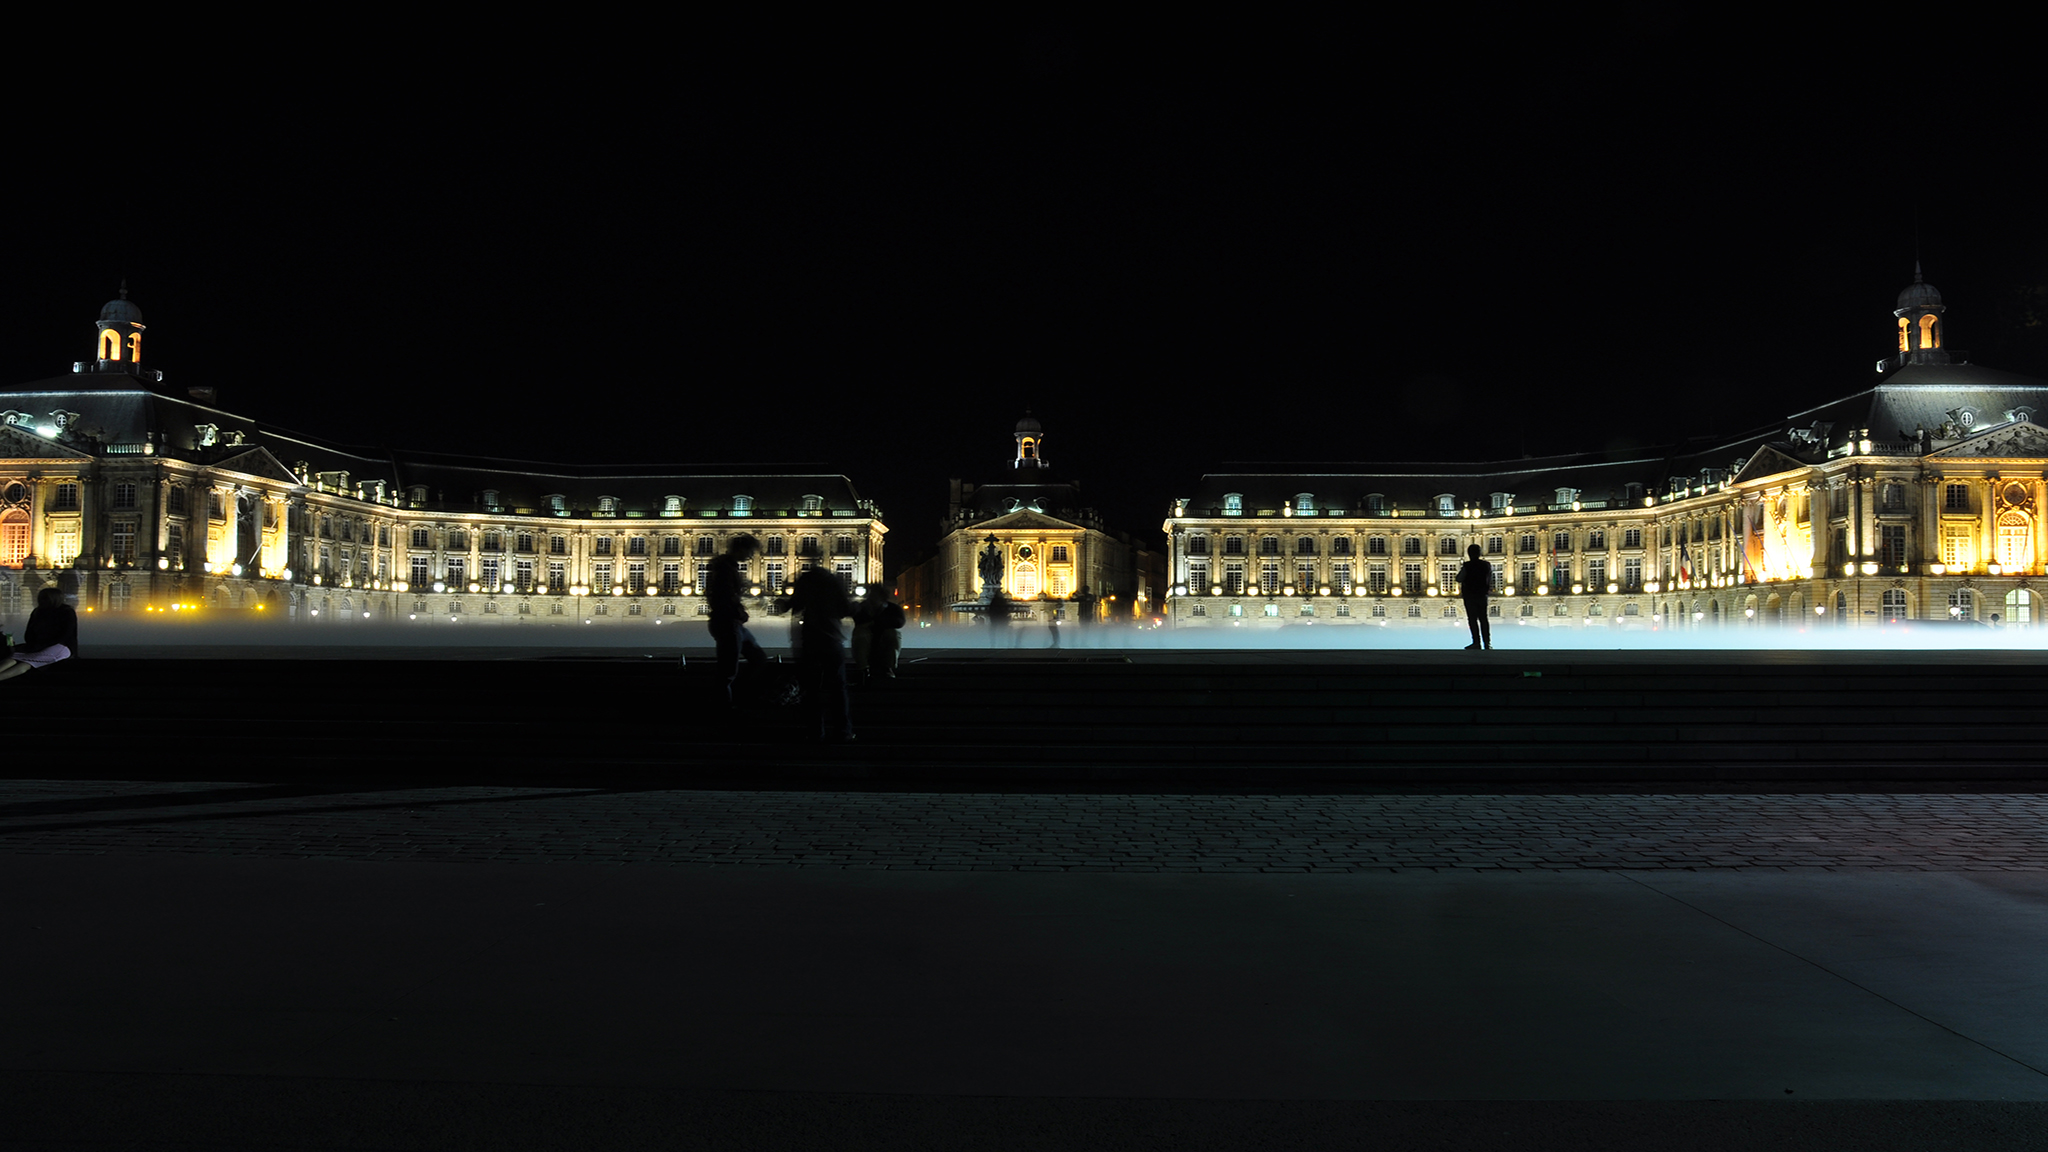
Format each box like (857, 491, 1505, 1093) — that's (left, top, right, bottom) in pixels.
(1051, 544, 1070, 563)
(661, 562, 681, 593)
(834, 560, 855, 591)
(1880, 524, 1907, 568)
(111, 522, 135, 561)
(595, 536, 614, 557)
(1331, 537, 1353, 557)
(1223, 561, 1245, 595)
(1554, 531, 1571, 553)
(695, 561, 708, 591)
(1402, 536, 1421, 556)
(113, 482, 137, 509)
(1623, 528, 1642, 549)
(629, 536, 647, 556)
(1624, 557, 1643, 589)
(411, 556, 429, 584)
(516, 559, 534, 591)
(1259, 537, 1280, 557)
(1588, 559, 1607, 587)
(447, 557, 466, 583)
(1368, 536, 1387, 556)
(1296, 562, 1315, 592)
(1224, 536, 1245, 556)
(548, 561, 566, 591)
(550, 535, 567, 555)
(1367, 565, 1386, 594)
(1946, 484, 1970, 511)
(516, 532, 535, 553)
(410, 527, 431, 549)
(662, 536, 682, 556)
(628, 562, 646, 593)
(1518, 534, 1537, 553)
(1260, 561, 1280, 594)
(1490, 563, 1504, 592)
(1486, 535, 1503, 555)
(1587, 530, 1606, 550)
(1188, 560, 1209, 591)
(454, 529, 472, 551)
(482, 558, 501, 589)
(695, 536, 716, 557)
(51, 484, 81, 512)
(594, 562, 613, 591)
(319, 545, 332, 575)
(1332, 562, 1352, 594)
(51, 527, 79, 566)
(1440, 563, 1457, 591)
(167, 486, 186, 515)
(763, 561, 784, 593)
(1519, 562, 1537, 591)
(1403, 562, 1422, 592)
(1943, 523, 1975, 568)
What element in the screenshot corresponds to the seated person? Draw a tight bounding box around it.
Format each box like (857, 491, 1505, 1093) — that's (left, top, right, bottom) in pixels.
(0, 587, 79, 683)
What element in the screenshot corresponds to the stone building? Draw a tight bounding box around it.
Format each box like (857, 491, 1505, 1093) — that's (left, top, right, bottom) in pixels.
(1162, 268, 2048, 632)
(0, 291, 885, 625)
(898, 415, 1161, 624)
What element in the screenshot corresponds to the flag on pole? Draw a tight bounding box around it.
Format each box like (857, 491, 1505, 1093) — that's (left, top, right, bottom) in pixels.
(1679, 538, 1693, 583)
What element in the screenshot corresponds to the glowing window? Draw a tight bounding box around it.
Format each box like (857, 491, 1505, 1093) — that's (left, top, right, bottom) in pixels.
(0, 510, 26, 565)
(731, 495, 752, 516)
(1295, 493, 1315, 513)
(1012, 560, 1040, 598)
(1998, 511, 2031, 571)
(1898, 316, 1910, 353)
(1882, 589, 1907, 622)
(1437, 494, 1456, 516)
(663, 496, 684, 516)
(801, 494, 824, 513)
(1223, 494, 1243, 516)
(1920, 314, 1939, 349)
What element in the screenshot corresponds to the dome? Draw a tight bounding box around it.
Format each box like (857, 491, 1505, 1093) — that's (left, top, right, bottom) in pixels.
(1015, 413, 1042, 436)
(1896, 264, 1943, 313)
(98, 293, 142, 326)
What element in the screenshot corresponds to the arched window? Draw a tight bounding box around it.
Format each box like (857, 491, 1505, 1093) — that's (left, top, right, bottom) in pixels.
(97, 329, 122, 361)
(1295, 493, 1315, 513)
(662, 496, 684, 517)
(1012, 560, 1040, 598)
(1919, 314, 1940, 349)
(1880, 588, 1906, 622)
(1222, 493, 1243, 516)
(801, 494, 824, 513)
(1950, 588, 1975, 620)
(1897, 316, 1911, 353)
(1998, 511, 2031, 571)
(2004, 588, 2033, 625)
(0, 510, 26, 566)
(598, 496, 619, 516)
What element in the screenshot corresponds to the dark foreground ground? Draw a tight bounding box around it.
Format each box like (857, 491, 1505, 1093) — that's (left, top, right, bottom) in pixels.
(6, 648, 2048, 1150)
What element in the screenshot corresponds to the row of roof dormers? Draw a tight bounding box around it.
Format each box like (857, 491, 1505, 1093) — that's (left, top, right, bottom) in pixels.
(3, 289, 882, 523)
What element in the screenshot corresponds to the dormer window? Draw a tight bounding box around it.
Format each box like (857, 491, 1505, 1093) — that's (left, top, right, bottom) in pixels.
(1490, 492, 1513, 511)
(801, 494, 824, 514)
(1554, 488, 1579, 507)
(662, 495, 684, 517)
(597, 496, 618, 516)
(1222, 493, 1243, 516)
(482, 489, 501, 511)
(732, 494, 754, 517)
(545, 494, 567, 515)
(1437, 494, 1456, 516)
(408, 486, 428, 508)
(1294, 493, 1316, 514)
(1365, 493, 1387, 515)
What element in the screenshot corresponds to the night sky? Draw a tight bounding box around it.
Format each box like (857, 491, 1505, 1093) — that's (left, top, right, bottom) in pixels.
(8, 36, 2044, 572)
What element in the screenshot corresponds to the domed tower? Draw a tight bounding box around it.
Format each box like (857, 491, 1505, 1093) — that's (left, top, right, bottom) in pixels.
(1014, 412, 1047, 470)
(1892, 262, 1949, 367)
(92, 282, 146, 372)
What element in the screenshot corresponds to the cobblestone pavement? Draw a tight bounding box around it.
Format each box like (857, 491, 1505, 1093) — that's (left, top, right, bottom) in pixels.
(4, 780, 2047, 871)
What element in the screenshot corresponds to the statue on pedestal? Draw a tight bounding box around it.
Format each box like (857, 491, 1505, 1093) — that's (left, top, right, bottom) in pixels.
(976, 534, 1003, 602)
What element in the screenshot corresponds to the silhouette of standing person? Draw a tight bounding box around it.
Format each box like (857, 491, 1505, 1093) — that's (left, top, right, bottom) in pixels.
(705, 535, 768, 709)
(1457, 544, 1494, 651)
(786, 564, 855, 741)
(0, 587, 78, 683)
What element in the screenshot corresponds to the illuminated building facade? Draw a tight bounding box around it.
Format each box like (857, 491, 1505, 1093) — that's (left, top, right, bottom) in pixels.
(0, 292, 885, 623)
(1163, 269, 2048, 631)
(899, 415, 1161, 623)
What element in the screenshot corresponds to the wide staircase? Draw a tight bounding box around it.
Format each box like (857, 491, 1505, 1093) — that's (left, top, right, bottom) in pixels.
(16, 651, 2042, 786)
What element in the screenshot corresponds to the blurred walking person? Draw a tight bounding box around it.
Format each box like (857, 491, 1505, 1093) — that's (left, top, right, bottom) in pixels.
(706, 534, 768, 710)
(786, 565, 856, 742)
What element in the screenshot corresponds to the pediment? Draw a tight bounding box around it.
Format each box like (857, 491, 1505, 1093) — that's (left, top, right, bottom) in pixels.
(0, 423, 93, 461)
(972, 509, 1084, 533)
(1732, 444, 1812, 485)
(1927, 421, 2048, 460)
(209, 447, 302, 485)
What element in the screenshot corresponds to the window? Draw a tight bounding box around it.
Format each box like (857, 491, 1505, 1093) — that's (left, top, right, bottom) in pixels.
(1942, 523, 1975, 568)
(1519, 562, 1537, 591)
(1295, 562, 1314, 591)
(1259, 537, 1280, 556)
(549, 562, 566, 591)
(1623, 528, 1642, 549)
(1368, 566, 1387, 594)
(0, 511, 26, 565)
(661, 559, 680, 594)
(1188, 560, 1209, 591)
(801, 494, 824, 513)
(1440, 563, 1458, 591)
(167, 486, 186, 515)
(2007, 588, 2033, 626)
(516, 559, 534, 591)
(516, 532, 535, 553)
(1624, 558, 1643, 589)
(1882, 589, 1907, 622)
(1368, 536, 1388, 556)
(1587, 530, 1606, 550)
(1438, 537, 1460, 557)
(410, 527, 431, 549)
(1365, 494, 1386, 515)
(663, 495, 684, 516)
(1295, 536, 1317, 556)
(452, 529, 472, 551)
(1224, 536, 1246, 556)
(1187, 535, 1209, 556)
(628, 562, 646, 593)
(1051, 544, 1070, 562)
(834, 536, 857, 557)
(1222, 494, 1243, 516)
(1437, 494, 1456, 516)
(1555, 488, 1579, 506)
(1518, 534, 1537, 554)
(834, 560, 855, 591)
(113, 482, 137, 509)
(1332, 562, 1353, 593)
(594, 561, 613, 591)
(629, 536, 648, 556)
(731, 495, 753, 516)
(1554, 531, 1571, 553)
(1403, 563, 1422, 592)
(1588, 559, 1607, 587)
(410, 556, 429, 584)
(695, 536, 715, 557)
(1879, 525, 1907, 568)
(111, 522, 135, 562)
(765, 536, 786, 557)
(1223, 561, 1245, 595)
(448, 557, 468, 584)
(1945, 484, 1970, 511)
(1490, 563, 1504, 592)
(1295, 493, 1315, 513)
(594, 536, 614, 557)
(1402, 536, 1422, 557)
(54, 484, 81, 511)
(550, 534, 568, 555)
(1260, 561, 1280, 594)
(800, 536, 820, 558)
(1998, 512, 2031, 571)
(1949, 588, 1975, 621)
(597, 496, 619, 516)
(1881, 483, 1905, 511)
(661, 536, 682, 556)
(1332, 537, 1353, 557)
(1486, 535, 1503, 556)
(764, 561, 784, 593)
